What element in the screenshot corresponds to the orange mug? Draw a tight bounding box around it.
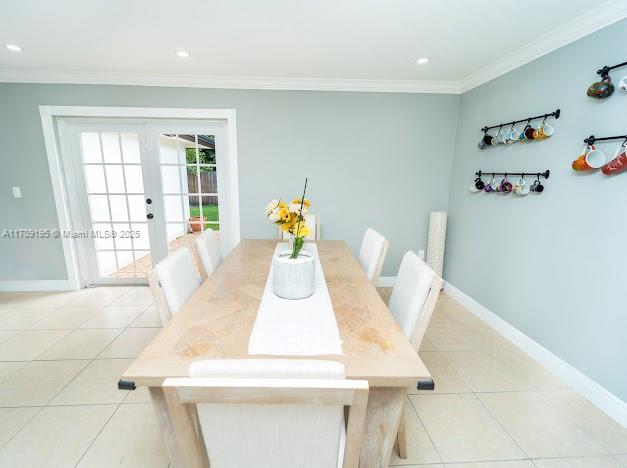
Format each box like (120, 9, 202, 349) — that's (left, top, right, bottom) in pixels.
(572, 145, 594, 171)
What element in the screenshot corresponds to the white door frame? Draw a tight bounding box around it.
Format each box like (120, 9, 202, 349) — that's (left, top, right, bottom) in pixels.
(40, 106, 240, 290)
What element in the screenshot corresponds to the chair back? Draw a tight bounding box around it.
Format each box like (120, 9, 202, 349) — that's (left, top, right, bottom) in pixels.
(162, 359, 368, 468)
(194, 229, 223, 280)
(388, 251, 442, 349)
(358, 228, 389, 285)
(279, 213, 320, 240)
(149, 247, 201, 325)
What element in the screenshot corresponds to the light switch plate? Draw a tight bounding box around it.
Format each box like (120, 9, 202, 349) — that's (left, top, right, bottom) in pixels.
(418, 250, 425, 260)
(12, 187, 22, 198)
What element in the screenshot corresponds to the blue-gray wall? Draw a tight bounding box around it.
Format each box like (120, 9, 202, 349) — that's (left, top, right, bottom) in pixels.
(445, 19, 627, 400)
(0, 85, 460, 280)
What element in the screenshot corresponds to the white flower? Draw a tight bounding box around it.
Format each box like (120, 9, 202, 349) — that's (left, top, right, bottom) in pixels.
(265, 199, 280, 217)
(267, 208, 280, 222)
(289, 202, 308, 214)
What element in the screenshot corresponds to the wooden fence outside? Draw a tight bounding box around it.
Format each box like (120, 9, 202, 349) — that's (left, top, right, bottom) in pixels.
(188, 171, 218, 205)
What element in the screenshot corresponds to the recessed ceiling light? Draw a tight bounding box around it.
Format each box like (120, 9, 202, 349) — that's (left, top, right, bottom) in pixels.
(4, 44, 22, 52)
(416, 57, 429, 65)
(176, 50, 190, 58)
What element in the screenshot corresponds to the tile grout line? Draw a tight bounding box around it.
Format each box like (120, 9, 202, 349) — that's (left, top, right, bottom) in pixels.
(473, 391, 537, 463)
(73, 400, 125, 468)
(406, 393, 445, 464)
(0, 405, 46, 451)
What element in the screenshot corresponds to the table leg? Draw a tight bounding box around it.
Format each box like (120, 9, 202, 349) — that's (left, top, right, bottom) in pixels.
(359, 387, 406, 468)
(149, 387, 208, 468)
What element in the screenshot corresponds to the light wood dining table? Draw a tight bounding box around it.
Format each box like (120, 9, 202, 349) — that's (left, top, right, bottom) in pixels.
(122, 239, 431, 468)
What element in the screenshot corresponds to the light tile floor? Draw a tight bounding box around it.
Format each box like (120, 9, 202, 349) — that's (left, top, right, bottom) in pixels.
(0, 286, 623, 467)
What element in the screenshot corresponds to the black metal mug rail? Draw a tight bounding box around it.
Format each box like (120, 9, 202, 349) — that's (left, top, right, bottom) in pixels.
(584, 134, 627, 145)
(481, 109, 560, 133)
(597, 61, 627, 77)
(476, 170, 550, 179)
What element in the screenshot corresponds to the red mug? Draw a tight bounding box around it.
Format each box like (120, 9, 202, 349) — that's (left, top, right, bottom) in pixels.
(602, 143, 627, 175)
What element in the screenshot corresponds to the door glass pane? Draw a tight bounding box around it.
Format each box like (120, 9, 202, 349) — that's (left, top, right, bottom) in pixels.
(132, 223, 150, 250)
(80, 133, 102, 163)
(108, 195, 128, 222)
(105, 165, 125, 193)
(84, 166, 106, 193)
(96, 251, 117, 277)
(88, 195, 110, 222)
(121, 133, 141, 163)
(112, 223, 132, 249)
(92, 223, 114, 249)
(78, 130, 152, 279)
(128, 195, 146, 221)
(161, 166, 184, 194)
(101, 132, 122, 163)
(163, 195, 184, 222)
(124, 165, 144, 193)
(159, 134, 186, 164)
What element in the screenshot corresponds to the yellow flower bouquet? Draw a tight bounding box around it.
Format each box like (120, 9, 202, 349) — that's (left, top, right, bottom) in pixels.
(265, 179, 311, 259)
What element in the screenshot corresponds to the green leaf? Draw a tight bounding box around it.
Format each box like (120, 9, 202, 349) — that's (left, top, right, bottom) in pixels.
(291, 236, 304, 259)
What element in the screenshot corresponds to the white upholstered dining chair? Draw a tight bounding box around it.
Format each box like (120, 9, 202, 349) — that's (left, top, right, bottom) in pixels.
(357, 228, 389, 286)
(161, 359, 369, 468)
(387, 250, 442, 458)
(279, 213, 320, 240)
(194, 229, 222, 280)
(148, 247, 201, 326)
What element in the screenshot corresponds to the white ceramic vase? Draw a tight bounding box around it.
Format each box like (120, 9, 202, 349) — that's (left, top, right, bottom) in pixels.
(272, 249, 315, 299)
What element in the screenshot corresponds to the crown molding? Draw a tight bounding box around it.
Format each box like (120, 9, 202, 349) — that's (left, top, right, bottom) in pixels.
(0, 2, 623, 95)
(0, 69, 461, 94)
(460, 0, 627, 93)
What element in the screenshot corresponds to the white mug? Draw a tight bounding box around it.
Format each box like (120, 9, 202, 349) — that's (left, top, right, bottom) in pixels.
(619, 76, 627, 92)
(542, 122, 555, 137)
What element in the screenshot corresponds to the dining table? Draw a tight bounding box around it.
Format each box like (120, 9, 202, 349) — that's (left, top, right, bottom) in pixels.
(121, 239, 432, 468)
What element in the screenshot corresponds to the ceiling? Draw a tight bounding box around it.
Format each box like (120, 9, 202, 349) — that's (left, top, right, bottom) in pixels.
(1, 0, 624, 93)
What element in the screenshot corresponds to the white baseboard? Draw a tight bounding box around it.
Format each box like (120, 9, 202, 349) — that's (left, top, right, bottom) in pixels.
(377, 276, 397, 288)
(444, 281, 627, 428)
(0, 280, 72, 292)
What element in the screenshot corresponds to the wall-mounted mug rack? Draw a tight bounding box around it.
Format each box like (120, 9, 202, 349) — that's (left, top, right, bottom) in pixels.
(480, 109, 560, 133)
(583, 134, 627, 145)
(475, 170, 550, 179)
(471, 170, 550, 195)
(596, 61, 627, 78)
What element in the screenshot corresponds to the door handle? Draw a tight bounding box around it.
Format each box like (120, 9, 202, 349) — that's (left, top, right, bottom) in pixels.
(146, 213, 154, 219)
(146, 198, 152, 204)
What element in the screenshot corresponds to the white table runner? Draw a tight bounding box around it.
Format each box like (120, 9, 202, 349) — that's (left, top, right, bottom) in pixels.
(248, 243, 343, 356)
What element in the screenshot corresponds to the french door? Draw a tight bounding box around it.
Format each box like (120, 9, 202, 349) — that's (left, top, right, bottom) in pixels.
(58, 118, 230, 286)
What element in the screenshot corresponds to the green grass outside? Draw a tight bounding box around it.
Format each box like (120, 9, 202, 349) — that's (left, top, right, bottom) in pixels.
(190, 204, 219, 231)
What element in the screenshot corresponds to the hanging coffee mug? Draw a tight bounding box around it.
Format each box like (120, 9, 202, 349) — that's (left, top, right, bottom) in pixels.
(484, 177, 497, 192)
(505, 125, 518, 144)
(475, 177, 485, 190)
(572, 145, 594, 171)
(531, 178, 544, 193)
(541, 122, 554, 137)
(524, 125, 536, 140)
(587, 76, 615, 99)
(620, 76, 627, 92)
(602, 140, 627, 175)
(498, 177, 512, 193)
(513, 178, 529, 196)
